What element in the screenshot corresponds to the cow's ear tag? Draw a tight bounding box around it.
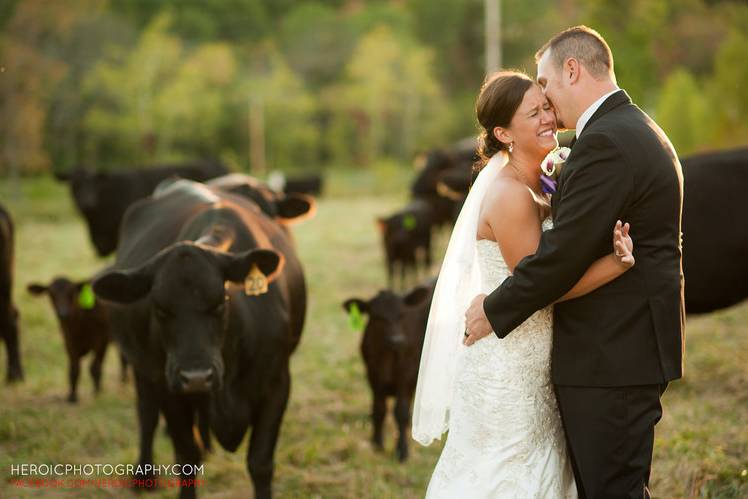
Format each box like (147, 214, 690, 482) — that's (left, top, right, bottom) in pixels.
(245, 264, 268, 296)
(348, 303, 365, 332)
(78, 284, 96, 310)
(403, 214, 416, 231)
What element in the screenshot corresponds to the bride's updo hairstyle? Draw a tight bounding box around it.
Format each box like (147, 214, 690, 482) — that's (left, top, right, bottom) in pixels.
(475, 70, 534, 169)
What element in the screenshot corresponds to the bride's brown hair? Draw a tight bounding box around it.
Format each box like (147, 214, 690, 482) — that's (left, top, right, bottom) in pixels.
(475, 71, 535, 169)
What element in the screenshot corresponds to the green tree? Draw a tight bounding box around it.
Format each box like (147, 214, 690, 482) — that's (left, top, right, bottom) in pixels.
(580, 0, 668, 107)
(656, 69, 710, 156)
(81, 12, 184, 166)
(706, 29, 748, 149)
(234, 42, 320, 172)
(154, 42, 238, 158)
(0, 0, 106, 175)
(330, 25, 447, 166)
(278, 2, 355, 89)
(45, 9, 134, 172)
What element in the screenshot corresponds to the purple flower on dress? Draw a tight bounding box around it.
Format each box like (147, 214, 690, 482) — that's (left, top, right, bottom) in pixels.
(540, 175, 557, 194)
(538, 146, 570, 195)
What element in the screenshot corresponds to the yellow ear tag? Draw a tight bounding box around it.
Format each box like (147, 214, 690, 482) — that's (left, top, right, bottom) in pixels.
(245, 264, 268, 296)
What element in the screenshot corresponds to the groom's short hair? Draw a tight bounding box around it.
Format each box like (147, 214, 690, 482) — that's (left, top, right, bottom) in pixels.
(536, 25, 615, 81)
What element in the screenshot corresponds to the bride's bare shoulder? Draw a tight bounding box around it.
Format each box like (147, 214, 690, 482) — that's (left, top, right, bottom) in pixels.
(481, 174, 534, 213)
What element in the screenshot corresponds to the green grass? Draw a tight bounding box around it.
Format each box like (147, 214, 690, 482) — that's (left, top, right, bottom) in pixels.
(0, 173, 746, 498)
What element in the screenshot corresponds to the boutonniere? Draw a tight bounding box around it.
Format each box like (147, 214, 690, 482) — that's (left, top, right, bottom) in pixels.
(539, 147, 570, 194)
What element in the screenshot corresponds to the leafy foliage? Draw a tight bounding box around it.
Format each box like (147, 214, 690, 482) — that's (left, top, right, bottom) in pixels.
(1, 0, 747, 176)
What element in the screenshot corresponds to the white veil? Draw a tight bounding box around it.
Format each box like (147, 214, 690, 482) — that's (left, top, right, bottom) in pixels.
(412, 151, 508, 446)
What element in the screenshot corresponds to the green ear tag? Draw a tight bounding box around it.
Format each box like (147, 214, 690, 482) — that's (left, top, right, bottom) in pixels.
(348, 303, 365, 332)
(403, 214, 417, 231)
(78, 283, 96, 310)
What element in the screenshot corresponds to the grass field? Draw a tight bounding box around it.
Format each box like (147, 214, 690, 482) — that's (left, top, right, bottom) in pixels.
(0, 172, 746, 498)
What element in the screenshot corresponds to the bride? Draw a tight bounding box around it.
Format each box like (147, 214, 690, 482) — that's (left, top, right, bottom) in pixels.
(413, 71, 634, 497)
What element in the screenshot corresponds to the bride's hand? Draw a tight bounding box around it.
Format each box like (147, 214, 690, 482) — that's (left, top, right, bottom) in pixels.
(613, 220, 634, 268)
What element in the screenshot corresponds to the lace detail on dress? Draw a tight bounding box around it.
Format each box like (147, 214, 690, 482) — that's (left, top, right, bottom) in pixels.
(425, 218, 577, 498)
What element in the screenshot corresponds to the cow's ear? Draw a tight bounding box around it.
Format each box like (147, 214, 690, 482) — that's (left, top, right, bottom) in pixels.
(93, 270, 153, 304)
(27, 283, 48, 296)
(220, 249, 284, 284)
(403, 285, 430, 307)
(342, 298, 369, 315)
(276, 194, 316, 223)
(376, 218, 387, 233)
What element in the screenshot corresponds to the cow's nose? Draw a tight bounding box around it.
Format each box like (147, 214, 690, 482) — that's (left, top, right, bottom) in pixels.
(179, 369, 213, 392)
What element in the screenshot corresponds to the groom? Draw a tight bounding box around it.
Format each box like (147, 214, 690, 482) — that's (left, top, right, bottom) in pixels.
(464, 26, 685, 498)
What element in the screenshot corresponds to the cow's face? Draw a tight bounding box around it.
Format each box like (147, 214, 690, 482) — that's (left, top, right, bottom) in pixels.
(64, 169, 104, 212)
(411, 150, 453, 195)
(377, 213, 423, 253)
(58, 169, 117, 255)
(93, 243, 283, 394)
(343, 286, 430, 352)
(28, 277, 87, 321)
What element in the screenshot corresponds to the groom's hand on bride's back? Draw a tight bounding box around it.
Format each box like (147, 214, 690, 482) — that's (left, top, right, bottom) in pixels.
(464, 294, 493, 346)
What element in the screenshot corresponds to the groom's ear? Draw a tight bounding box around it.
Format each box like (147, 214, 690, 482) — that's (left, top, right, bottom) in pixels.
(565, 57, 581, 85)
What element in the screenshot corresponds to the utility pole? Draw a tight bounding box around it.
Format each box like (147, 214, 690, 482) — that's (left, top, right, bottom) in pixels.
(485, 0, 502, 74)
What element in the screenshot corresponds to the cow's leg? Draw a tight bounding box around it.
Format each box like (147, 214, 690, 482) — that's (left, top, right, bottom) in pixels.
(133, 372, 160, 491)
(162, 395, 201, 499)
(394, 393, 411, 462)
(247, 368, 290, 499)
(399, 261, 407, 292)
(386, 259, 394, 290)
(119, 352, 129, 383)
(67, 355, 80, 403)
(4, 307, 23, 382)
(90, 343, 107, 395)
(371, 390, 386, 451)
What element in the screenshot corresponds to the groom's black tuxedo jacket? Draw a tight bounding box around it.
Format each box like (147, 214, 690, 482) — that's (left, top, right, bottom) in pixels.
(484, 90, 685, 387)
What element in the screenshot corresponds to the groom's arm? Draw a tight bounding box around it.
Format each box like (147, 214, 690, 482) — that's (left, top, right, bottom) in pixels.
(484, 133, 634, 338)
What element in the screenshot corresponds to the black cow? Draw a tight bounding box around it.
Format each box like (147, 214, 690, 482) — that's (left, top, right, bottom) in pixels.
(93, 179, 309, 499)
(27, 277, 129, 402)
(411, 138, 477, 227)
(0, 204, 23, 382)
(377, 199, 433, 290)
(284, 174, 324, 196)
(681, 146, 748, 313)
(342, 279, 435, 461)
(55, 160, 228, 256)
(435, 166, 475, 222)
(268, 171, 324, 196)
(205, 173, 316, 224)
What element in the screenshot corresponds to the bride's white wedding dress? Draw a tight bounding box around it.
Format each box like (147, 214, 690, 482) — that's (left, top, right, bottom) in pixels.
(425, 218, 577, 498)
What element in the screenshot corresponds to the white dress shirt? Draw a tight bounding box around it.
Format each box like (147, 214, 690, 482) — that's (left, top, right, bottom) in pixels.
(575, 88, 620, 137)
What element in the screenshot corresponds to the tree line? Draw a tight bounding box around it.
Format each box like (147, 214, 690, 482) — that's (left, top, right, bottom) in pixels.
(1, 0, 746, 177)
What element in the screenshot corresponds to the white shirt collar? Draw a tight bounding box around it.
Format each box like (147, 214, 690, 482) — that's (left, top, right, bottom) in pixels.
(575, 88, 620, 137)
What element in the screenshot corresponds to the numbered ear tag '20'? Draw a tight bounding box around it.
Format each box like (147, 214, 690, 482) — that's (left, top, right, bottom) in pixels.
(245, 264, 269, 296)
